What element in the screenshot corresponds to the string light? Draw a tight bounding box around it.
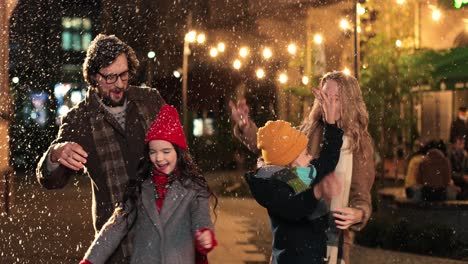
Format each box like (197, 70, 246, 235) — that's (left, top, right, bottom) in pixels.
(339, 19, 350, 30)
(395, 39, 402, 47)
(256, 68, 265, 79)
(185, 30, 197, 43)
(196, 33, 206, 44)
(313, 34, 323, 45)
(209, 47, 218, 57)
(239, 47, 249, 58)
(279, 73, 288, 84)
(287, 44, 297, 55)
(217, 42, 226, 52)
(432, 8, 441, 21)
(262, 47, 272, 59)
(233, 59, 241, 70)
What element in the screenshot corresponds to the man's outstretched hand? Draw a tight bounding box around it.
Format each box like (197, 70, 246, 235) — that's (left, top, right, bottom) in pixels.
(50, 142, 88, 171)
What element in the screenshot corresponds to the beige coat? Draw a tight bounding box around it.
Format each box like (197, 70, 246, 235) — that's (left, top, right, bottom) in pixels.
(234, 120, 375, 264)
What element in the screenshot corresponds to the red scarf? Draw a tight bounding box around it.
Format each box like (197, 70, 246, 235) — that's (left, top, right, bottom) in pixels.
(151, 169, 170, 213)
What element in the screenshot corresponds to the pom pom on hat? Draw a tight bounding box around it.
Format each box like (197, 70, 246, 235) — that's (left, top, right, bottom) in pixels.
(257, 120, 308, 166)
(145, 104, 187, 150)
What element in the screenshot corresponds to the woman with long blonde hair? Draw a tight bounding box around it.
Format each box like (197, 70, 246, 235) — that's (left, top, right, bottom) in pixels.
(230, 71, 375, 264)
(301, 71, 375, 263)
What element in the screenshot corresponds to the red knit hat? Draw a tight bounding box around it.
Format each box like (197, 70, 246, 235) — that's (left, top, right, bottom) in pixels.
(145, 104, 188, 150)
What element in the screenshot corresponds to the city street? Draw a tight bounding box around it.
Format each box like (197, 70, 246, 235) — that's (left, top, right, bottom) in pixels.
(0, 171, 467, 263)
(1, 0, 468, 263)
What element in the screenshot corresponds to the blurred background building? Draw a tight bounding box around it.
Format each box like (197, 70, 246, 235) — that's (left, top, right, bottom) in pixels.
(2, 0, 468, 172)
(4, 0, 355, 172)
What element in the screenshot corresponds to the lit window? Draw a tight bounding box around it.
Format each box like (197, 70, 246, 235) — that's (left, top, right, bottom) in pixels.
(62, 31, 72, 50)
(192, 115, 216, 137)
(82, 33, 92, 50)
(82, 18, 92, 30)
(203, 118, 214, 136)
(193, 118, 204, 137)
(61, 17, 93, 51)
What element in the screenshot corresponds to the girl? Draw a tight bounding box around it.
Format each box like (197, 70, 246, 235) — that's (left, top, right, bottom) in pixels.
(80, 104, 217, 264)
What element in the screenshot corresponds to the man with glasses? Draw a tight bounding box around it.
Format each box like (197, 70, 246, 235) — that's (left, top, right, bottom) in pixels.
(36, 34, 165, 263)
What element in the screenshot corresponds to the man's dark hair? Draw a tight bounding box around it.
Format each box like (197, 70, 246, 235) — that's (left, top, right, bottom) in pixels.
(83, 34, 139, 87)
(459, 106, 467, 112)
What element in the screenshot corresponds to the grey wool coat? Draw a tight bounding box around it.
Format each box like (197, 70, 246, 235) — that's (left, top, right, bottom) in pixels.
(84, 177, 214, 264)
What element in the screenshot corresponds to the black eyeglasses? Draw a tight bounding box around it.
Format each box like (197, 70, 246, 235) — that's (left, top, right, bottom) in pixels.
(97, 70, 130, 84)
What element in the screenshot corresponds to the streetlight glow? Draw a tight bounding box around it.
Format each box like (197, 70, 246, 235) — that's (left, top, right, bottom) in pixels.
(196, 33, 206, 44)
(396, 0, 405, 4)
(313, 34, 323, 45)
(173, 70, 181, 78)
(357, 4, 366, 16)
(339, 19, 350, 30)
(287, 44, 297, 55)
(256, 68, 265, 79)
(12, 77, 19, 84)
(262, 47, 272, 59)
(432, 8, 441, 21)
(239, 47, 249, 58)
(209, 47, 219, 57)
(302, 76, 309, 85)
(343, 68, 351, 75)
(233, 59, 241, 70)
(395, 39, 402, 47)
(217, 42, 226, 52)
(147, 51, 156, 59)
(185, 30, 197, 43)
(279, 73, 288, 84)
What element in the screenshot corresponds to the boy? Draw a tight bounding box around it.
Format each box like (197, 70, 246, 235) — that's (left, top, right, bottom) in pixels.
(244, 120, 343, 264)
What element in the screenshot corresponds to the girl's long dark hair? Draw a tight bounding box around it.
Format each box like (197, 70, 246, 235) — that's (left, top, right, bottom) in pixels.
(120, 143, 218, 222)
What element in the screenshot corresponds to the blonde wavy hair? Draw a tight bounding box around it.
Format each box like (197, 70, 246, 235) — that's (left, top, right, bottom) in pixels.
(301, 71, 372, 156)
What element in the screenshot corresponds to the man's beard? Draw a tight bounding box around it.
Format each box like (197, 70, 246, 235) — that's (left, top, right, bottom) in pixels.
(100, 88, 128, 107)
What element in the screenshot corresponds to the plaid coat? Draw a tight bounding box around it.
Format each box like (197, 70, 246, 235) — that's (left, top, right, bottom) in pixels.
(36, 86, 165, 263)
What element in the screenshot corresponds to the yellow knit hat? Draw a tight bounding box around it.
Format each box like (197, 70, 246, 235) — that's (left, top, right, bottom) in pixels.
(257, 120, 308, 166)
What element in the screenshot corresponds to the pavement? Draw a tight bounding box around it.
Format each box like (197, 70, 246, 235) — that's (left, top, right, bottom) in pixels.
(0, 170, 467, 264)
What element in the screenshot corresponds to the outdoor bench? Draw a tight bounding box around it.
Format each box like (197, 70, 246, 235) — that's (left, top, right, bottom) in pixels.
(377, 187, 468, 240)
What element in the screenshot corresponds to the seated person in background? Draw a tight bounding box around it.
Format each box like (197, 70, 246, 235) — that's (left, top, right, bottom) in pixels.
(407, 140, 456, 201)
(449, 137, 468, 199)
(404, 141, 427, 192)
(449, 106, 467, 151)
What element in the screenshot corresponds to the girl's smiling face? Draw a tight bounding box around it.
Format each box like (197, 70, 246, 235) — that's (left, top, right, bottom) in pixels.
(149, 140, 178, 175)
